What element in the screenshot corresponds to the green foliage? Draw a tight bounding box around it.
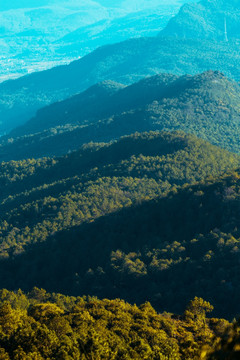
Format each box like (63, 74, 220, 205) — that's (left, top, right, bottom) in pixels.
(202, 319, 240, 359)
(0, 289, 229, 360)
(0, 130, 237, 260)
(0, 131, 238, 318)
(184, 297, 214, 322)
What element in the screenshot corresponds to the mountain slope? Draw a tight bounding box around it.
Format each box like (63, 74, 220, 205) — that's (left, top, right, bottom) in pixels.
(10, 80, 126, 137)
(160, 0, 240, 40)
(1, 34, 240, 133)
(1, 165, 240, 318)
(3, 71, 240, 161)
(0, 131, 238, 318)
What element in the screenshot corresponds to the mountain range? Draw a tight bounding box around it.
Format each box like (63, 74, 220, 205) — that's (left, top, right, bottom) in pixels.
(2, 71, 240, 161)
(55, 8, 172, 57)
(1, 30, 240, 133)
(0, 0, 188, 83)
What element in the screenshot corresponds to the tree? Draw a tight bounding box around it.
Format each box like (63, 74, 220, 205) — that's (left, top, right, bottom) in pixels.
(184, 297, 214, 322)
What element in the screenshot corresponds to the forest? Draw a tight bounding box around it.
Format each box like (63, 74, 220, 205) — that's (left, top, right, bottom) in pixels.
(0, 288, 237, 359)
(0, 131, 238, 258)
(0, 131, 238, 320)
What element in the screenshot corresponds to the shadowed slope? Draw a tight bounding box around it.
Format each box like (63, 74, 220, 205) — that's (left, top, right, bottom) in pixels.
(2, 71, 240, 160)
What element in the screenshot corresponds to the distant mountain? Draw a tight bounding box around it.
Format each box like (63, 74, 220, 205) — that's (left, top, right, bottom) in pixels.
(0, 0, 185, 83)
(0, 1, 109, 83)
(0, 131, 238, 317)
(1, 30, 240, 134)
(56, 1, 195, 54)
(160, 0, 240, 40)
(3, 71, 240, 160)
(55, 9, 172, 57)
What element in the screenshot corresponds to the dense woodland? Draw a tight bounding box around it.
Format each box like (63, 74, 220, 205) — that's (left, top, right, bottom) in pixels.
(0, 288, 234, 359)
(0, 131, 238, 259)
(0, 131, 238, 320)
(2, 71, 240, 161)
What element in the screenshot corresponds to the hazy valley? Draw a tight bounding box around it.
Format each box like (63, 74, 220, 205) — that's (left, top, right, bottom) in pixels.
(0, 0, 190, 83)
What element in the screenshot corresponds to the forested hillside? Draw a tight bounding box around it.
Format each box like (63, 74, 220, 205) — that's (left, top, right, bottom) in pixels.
(3, 71, 240, 161)
(0, 131, 238, 318)
(0, 288, 230, 360)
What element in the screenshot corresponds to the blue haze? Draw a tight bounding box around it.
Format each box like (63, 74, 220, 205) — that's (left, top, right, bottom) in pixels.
(0, 0, 195, 82)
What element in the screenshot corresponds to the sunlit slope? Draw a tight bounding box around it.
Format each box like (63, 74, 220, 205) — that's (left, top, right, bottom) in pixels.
(0, 131, 239, 318)
(0, 288, 228, 360)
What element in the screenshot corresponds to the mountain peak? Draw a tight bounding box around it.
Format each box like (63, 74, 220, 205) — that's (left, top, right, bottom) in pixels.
(160, 0, 240, 40)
